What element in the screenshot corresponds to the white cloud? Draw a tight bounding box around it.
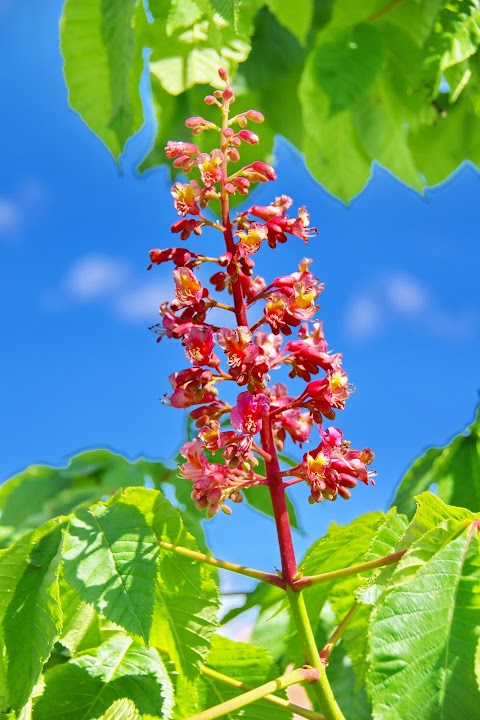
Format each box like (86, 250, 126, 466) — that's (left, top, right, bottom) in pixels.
(343, 273, 477, 343)
(0, 198, 21, 234)
(384, 274, 429, 314)
(64, 255, 131, 300)
(114, 279, 173, 321)
(343, 294, 383, 340)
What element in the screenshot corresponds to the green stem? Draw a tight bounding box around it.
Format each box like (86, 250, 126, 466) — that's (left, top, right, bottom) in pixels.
(287, 588, 346, 720)
(200, 665, 325, 720)
(295, 550, 405, 590)
(320, 602, 359, 663)
(186, 667, 319, 720)
(157, 540, 284, 587)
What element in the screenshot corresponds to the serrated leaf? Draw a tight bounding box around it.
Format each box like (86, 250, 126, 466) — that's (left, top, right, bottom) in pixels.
(198, 635, 292, 719)
(98, 698, 139, 720)
(367, 518, 480, 720)
(299, 43, 372, 202)
(392, 407, 480, 517)
(57, 577, 101, 655)
(62, 499, 159, 644)
(146, 11, 251, 96)
(208, 0, 239, 27)
(120, 488, 219, 683)
(4, 522, 64, 711)
(328, 509, 409, 689)
(354, 69, 423, 190)
(33, 634, 173, 720)
(60, 0, 144, 158)
(285, 512, 384, 666)
(266, 0, 313, 45)
(313, 23, 384, 115)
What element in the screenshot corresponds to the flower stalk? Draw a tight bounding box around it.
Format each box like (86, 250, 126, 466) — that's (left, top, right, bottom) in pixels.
(152, 67, 377, 719)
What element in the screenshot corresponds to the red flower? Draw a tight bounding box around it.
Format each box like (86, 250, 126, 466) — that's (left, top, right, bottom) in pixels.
(231, 391, 270, 435)
(183, 326, 219, 368)
(173, 267, 206, 308)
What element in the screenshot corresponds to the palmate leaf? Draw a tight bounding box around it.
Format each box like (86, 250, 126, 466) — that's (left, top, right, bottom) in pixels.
(120, 488, 219, 682)
(265, 0, 313, 45)
(33, 634, 173, 720)
(62, 497, 159, 644)
(2, 521, 64, 711)
(0, 449, 173, 548)
(60, 0, 144, 158)
(392, 405, 480, 517)
(367, 515, 480, 720)
(197, 635, 292, 719)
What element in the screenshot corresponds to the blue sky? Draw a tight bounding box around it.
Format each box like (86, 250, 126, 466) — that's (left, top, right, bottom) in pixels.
(1, 0, 479, 584)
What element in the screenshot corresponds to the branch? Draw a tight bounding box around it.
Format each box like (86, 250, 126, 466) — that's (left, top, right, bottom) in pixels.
(200, 665, 325, 720)
(294, 550, 406, 590)
(157, 540, 285, 587)
(186, 667, 319, 720)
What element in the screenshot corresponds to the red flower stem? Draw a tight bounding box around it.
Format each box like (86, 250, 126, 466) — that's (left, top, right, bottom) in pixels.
(220, 99, 249, 328)
(261, 418, 298, 586)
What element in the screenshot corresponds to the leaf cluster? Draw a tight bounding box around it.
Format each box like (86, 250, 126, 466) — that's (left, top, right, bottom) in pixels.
(60, 0, 480, 201)
(0, 407, 479, 718)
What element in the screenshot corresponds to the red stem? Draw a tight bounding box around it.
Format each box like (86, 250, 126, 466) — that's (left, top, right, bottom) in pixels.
(261, 419, 298, 585)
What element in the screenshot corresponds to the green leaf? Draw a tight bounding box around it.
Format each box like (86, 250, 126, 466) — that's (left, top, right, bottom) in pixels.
(328, 509, 409, 689)
(285, 512, 384, 664)
(266, 0, 313, 45)
(392, 406, 480, 517)
(0, 450, 171, 547)
(198, 635, 292, 719)
(146, 12, 251, 96)
(60, 0, 144, 158)
(4, 522, 64, 711)
(97, 699, 139, 720)
(62, 498, 159, 644)
(208, 0, 240, 28)
(299, 41, 372, 202)
(409, 93, 480, 184)
(250, 600, 290, 662)
(33, 634, 173, 720)
(57, 576, 101, 655)
(313, 23, 384, 115)
(323, 639, 372, 720)
(120, 488, 219, 682)
(353, 69, 423, 190)
(367, 517, 480, 720)
(221, 580, 284, 625)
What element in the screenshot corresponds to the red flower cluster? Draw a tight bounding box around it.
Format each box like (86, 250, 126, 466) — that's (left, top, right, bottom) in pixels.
(150, 69, 375, 516)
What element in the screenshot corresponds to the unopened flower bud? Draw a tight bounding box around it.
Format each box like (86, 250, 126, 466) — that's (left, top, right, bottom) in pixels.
(225, 183, 235, 194)
(223, 127, 234, 138)
(185, 116, 208, 129)
(237, 129, 259, 145)
(227, 148, 240, 163)
(218, 252, 232, 267)
(223, 87, 235, 102)
(218, 67, 229, 82)
(204, 95, 217, 105)
(221, 504, 232, 515)
(245, 109, 264, 123)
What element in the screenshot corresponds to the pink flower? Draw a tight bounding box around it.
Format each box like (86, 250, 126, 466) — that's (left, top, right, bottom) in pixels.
(173, 267, 206, 308)
(183, 326, 219, 367)
(198, 421, 237, 451)
(169, 368, 216, 408)
(253, 331, 283, 361)
(217, 327, 259, 369)
(171, 180, 201, 216)
(235, 222, 268, 256)
(198, 149, 224, 186)
(231, 391, 270, 435)
(241, 161, 277, 183)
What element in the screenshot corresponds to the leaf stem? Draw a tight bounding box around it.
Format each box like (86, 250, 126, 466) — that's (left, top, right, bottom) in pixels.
(320, 602, 359, 663)
(157, 540, 284, 587)
(199, 665, 325, 720)
(186, 667, 319, 720)
(286, 588, 346, 720)
(294, 550, 406, 590)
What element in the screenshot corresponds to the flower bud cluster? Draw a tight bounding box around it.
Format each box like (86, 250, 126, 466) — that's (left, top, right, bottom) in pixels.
(150, 68, 375, 516)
